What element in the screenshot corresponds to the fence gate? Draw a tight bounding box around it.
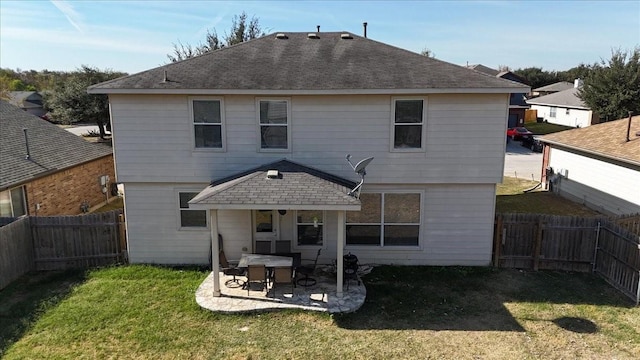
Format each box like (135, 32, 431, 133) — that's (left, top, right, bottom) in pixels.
(593, 222, 640, 305)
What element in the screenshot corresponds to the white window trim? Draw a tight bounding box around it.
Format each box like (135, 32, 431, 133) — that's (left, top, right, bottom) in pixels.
(549, 106, 557, 118)
(345, 191, 423, 250)
(176, 189, 209, 231)
(256, 97, 292, 153)
(390, 96, 427, 153)
(293, 210, 326, 250)
(189, 96, 226, 152)
(0, 186, 27, 217)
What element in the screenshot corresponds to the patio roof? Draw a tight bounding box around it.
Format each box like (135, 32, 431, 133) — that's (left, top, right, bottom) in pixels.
(189, 159, 361, 211)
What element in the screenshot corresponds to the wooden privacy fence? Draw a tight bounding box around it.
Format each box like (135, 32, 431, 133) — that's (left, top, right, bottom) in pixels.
(0, 210, 126, 289)
(494, 213, 640, 305)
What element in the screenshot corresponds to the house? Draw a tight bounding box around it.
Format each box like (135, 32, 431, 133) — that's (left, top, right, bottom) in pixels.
(531, 81, 573, 97)
(540, 115, 640, 215)
(88, 31, 528, 294)
(0, 100, 115, 217)
(467, 65, 529, 128)
(7, 91, 47, 118)
(526, 80, 599, 127)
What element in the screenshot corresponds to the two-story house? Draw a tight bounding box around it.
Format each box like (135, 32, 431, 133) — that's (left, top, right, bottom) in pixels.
(89, 32, 528, 281)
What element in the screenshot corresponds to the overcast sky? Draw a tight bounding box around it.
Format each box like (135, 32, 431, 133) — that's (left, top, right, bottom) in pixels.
(1, 0, 638, 74)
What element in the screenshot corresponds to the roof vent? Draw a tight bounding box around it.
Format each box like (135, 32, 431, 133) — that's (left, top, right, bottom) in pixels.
(275, 33, 288, 39)
(267, 170, 280, 179)
(341, 33, 353, 39)
(307, 33, 319, 39)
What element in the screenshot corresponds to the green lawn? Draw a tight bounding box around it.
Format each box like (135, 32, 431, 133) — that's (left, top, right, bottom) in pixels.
(524, 122, 573, 135)
(1, 265, 638, 359)
(496, 177, 599, 216)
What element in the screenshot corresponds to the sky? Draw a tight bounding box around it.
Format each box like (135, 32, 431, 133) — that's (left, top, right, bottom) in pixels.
(1, 0, 639, 75)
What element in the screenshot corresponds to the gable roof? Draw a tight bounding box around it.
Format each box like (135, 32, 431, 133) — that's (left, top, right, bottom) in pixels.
(189, 159, 360, 210)
(533, 81, 574, 92)
(0, 100, 113, 190)
(88, 32, 528, 95)
(8, 91, 43, 109)
(466, 64, 500, 77)
(540, 115, 640, 166)
(526, 88, 588, 109)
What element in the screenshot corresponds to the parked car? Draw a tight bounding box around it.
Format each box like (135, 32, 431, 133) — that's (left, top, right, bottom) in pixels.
(522, 135, 544, 152)
(506, 127, 533, 140)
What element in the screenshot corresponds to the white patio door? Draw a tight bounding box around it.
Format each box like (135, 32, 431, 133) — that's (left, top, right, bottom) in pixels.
(253, 210, 279, 253)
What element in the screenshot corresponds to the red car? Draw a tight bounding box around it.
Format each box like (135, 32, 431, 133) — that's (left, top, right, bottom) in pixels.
(507, 127, 533, 140)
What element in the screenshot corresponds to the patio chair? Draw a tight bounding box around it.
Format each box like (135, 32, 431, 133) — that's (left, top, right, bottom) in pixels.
(219, 249, 246, 288)
(247, 264, 268, 295)
(296, 249, 321, 287)
(270, 266, 295, 298)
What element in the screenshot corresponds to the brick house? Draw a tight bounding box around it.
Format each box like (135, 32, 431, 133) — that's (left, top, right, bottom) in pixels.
(0, 100, 116, 217)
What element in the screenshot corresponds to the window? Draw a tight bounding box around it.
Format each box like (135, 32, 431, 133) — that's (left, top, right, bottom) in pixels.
(393, 99, 424, 150)
(259, 99, 289, 150)
(550, 107, 557, 118)
(296, 210, 324, 246)
(179, 192, 206, 228)
(346, 193, 420, 247)
(565, 108, 570, 115)
(192, 99, 223, 149)
(0, 186, 27, 217)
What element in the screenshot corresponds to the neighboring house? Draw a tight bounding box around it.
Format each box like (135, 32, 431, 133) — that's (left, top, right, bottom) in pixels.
(531, 81, 573, 97)
(7, 91, 46, 118)
(88, 32, 528, 279)
(0, 100, 116, 217)
(540, 115, 640, 215)
(467, 65, 529, 128)
(527, 80, 599, 128)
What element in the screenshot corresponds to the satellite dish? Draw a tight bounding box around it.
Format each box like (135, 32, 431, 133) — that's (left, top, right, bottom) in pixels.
(345, 154, 374, 198)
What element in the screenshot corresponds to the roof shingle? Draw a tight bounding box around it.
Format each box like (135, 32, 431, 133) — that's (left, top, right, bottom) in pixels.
(526, 88, 588, 109)
(89, 32, 528, 94)
(0, 100, 113, 189)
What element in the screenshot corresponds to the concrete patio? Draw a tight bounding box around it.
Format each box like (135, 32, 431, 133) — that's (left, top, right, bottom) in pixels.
(196, 265, 367, 313)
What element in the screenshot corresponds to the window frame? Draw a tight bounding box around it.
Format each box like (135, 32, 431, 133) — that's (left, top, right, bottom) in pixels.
(390, 96, 427, 153)
(549, 106, 557, 118)
(189, 96, 226, 152)
(345, 191, 422, 250)
(294, 210, 326, 248)
(0, 186, 27, 217)
(256, 97, 292, 153)
(176, 190, 209, 230)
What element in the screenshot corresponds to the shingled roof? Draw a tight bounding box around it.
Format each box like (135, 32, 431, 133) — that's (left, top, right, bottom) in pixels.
(88, 32, 528, 94)
(526, 88, 588, 109)
(533, 81, 574, 93)
(0, 100, 113, 190)
(189, 159, 361, 210)
(540, 115, 640, 166)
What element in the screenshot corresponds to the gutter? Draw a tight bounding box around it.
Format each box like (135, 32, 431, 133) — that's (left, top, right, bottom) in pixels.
(539, 138, 640, 169)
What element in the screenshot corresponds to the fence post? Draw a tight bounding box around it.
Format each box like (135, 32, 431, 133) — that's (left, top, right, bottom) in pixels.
(493, 215, 503, 267)
(533, 217, 543, 271)
(118, 213, 127, 262)
(592, 221, 601, 273)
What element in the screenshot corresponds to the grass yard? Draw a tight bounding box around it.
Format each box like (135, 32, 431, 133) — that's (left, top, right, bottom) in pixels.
(1, 265, 638, 359)
(496, 177, 599, 216)
(524, 122, 573, 135)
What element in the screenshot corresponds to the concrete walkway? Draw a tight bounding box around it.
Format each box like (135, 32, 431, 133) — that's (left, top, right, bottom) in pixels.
(504, 140, 543, 181)
(196, 266, 366, 314)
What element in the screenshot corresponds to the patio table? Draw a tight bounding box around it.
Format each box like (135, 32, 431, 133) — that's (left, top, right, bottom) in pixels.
(237, 254, 293, 268)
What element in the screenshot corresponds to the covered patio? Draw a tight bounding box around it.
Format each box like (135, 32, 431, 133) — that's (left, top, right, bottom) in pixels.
(189, 159, 366, 313)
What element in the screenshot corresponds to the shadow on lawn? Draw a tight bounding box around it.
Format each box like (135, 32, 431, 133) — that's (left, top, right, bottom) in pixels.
(334, 266, 631, 331)
(0, 270, 87, 355)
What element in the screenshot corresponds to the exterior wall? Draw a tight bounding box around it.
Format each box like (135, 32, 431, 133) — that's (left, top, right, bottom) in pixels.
(24, 155, 115, 216)
(531, 104, 593, 128)
(123, 182, 496, 266)
(108, 93, 509, 185)
(549, 148, 640, 215)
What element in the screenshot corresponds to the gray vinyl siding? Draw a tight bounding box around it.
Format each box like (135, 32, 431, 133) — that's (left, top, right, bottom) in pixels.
(108, 93, 508, 184)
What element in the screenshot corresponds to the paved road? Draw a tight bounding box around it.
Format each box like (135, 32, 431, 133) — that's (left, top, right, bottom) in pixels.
(504, 139, 543, 181)
(63, 125, 101, 136)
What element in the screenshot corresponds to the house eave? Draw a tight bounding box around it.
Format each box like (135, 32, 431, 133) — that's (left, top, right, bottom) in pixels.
(540, 139, 640, 170)
(88, 87, 529, 95)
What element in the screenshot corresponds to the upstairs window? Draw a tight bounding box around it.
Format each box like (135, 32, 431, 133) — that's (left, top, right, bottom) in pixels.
(179, 192, 207, 228)
(393, 98, 424, 150)
(192, 99, 223, 149)
(259, 100, 289, 151)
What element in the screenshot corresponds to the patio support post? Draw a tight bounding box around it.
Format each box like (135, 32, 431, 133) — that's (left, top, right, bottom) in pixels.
(336, 210, 345, 297)
(210, 209, 221, 297)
